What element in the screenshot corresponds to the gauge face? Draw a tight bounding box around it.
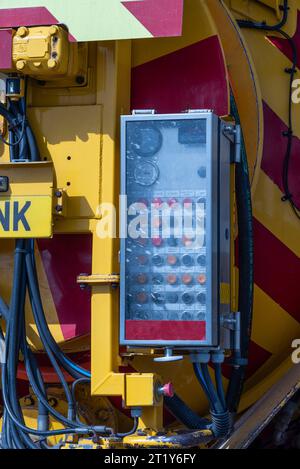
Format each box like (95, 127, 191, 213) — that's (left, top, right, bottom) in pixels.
(134, 161, 159, 186)
(130, 124, 163, 157)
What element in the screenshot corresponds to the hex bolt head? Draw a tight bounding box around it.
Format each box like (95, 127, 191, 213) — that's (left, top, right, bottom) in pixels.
(17, 26, 29, 37)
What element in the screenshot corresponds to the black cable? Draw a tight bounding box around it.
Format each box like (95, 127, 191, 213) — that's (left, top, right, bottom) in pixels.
(239, 1, 300, 218)
(226, 95, 254, 413)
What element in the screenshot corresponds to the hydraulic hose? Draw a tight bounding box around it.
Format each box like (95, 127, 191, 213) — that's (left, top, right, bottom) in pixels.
(164, 393, 210, 430)
(226, 95, 254, 413)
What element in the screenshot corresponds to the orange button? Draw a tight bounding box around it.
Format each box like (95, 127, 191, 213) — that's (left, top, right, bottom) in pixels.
(197, 274, 206, 285)
(182, 236, 194, 247)
(167, 274, 178, 285)
(136, 274, 148, 285)
(152, 237, 163, 247)
(182, 274, 193, 285)
(136, 292, 149, 304)
(167, 255, 178, 266)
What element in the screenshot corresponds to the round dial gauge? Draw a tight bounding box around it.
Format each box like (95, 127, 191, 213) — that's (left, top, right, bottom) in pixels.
(130, 125, 163, 158)
(134, 161, 159, 186)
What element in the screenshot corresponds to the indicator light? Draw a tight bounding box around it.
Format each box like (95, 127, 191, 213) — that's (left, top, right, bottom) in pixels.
(182, 236, 194, 247)
(182, 311, 193, 320)
(152, 197, 163, 208)
(197, 274, 206, 285)
(167, 255, 178, 266)
(152, 255, 164, 266)
(136, 273, 148, 285)
(166, 293, 179, 304)
(197, 255, 206, 266)
(197, 292, 206, 304)
(137, 255, 149, 266)
(167, 274, 178, 285)
(182, 274, 193, 285)
(198, 166, 207, 178)
(152, 236, 163, 247)
(167, 237, 177, 247)
(168, 198, 178, 207)
(197, 312, 206, 321)
(182, 292, 194, 304)
(182, 254, 194, 267)
(136, 237, 148, 247)
(135, 292, 149, 304)
(134, 311, 150, 320)
(152, 292, 165, 304)
(183, 197, 193, 206)
(152, 274, 164, 285)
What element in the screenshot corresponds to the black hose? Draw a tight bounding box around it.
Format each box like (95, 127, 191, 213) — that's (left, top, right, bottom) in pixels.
(226, 95, 254, 413)
(164, 393, 210, 430)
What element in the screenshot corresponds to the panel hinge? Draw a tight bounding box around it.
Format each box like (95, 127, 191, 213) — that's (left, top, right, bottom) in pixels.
(222, 123, 241, 164)
(221, 312, 241, 351)
(132, 109, 156, 115)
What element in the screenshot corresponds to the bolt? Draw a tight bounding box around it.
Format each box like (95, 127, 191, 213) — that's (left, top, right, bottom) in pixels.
(48, 58, 58, 70)
(49, 25, 59, 36)
(55, 190, 62, 198)
(17, 26, 29, 38)
(76, 75, 85, 85)
(16, 60, 26, 71)
(55, 205, 63, 213)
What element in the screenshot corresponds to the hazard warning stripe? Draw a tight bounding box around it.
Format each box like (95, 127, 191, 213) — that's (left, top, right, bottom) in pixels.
(0, 0, 184, 41)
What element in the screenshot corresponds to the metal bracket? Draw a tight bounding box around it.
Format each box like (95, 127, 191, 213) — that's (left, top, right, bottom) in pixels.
(222, 312, 241, 352)
(222, 123, 241, 164)
(132, 109, 156, 115)
(77, 273, 120, 288)
(187, 109, 213, 113)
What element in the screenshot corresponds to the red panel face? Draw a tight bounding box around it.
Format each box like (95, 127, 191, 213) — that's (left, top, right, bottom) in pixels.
(125, 320, 206, 341)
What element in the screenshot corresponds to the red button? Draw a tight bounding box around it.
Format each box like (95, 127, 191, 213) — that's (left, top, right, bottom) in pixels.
(168, 198, 178, 208)
(136, 274, 148, 285)
(167, 255, 178, 266)
(197, 274, 206, 285)
(182, 274, 193, 285)
(136, 292, 149, 304)
(152, 197, 163, 208)
(167, 274, 177, 285)
(152, 237, 163, 247)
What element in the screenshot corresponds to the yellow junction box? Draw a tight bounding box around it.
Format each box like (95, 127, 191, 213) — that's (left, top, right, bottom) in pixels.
(0, 162, 53, 238)
(125, 374, 160, 408)
(12, 25, 70, 78)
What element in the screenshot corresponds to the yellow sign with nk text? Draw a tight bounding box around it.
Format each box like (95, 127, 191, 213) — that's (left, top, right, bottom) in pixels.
(0, 196, 52, 238)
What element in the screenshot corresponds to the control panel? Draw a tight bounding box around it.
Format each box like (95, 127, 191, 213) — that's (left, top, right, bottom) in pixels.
(120, 111, 232, 350)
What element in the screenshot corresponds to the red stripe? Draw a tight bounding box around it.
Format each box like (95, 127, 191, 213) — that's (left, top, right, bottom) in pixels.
(126, 320, 206, 341)
(122, 0, 183, 38)
(261, 101, 300, 209)
(0, 7, 58, 28)
(38, 235, 92, 340)
(131, 36, 228, 115)
(253, 217, 300, 322)
(0, 29, 12, 69)
(0, 7, 77, 41)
